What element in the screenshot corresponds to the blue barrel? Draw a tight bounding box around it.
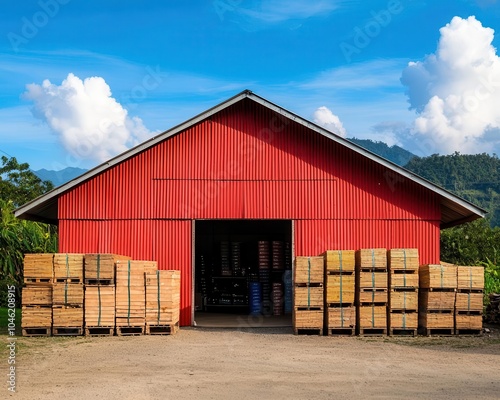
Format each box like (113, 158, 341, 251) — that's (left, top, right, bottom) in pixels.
(249, 281, 262, 315)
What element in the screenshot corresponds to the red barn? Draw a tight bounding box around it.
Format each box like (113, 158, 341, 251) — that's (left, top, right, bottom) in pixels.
(16, 90, 485, 326)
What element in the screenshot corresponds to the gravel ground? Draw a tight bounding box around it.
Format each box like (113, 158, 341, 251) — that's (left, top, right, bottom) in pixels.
(4, 327, 500, 400)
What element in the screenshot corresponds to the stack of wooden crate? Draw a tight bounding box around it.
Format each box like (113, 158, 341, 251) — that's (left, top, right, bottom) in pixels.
(52, 254, 84, 336)
(419, 264, 457, 336)
(115, 260, 156, 335)
(388, 249, 419, 336)
(22, 254, 54, 336)
(145, 269, 180, 335)
(84, 254, 129, 336)
(322, 250, 355, 336)
(356, 249, 388, 336)
(293, 256, 324, 335)
(455, 266, 484, 335)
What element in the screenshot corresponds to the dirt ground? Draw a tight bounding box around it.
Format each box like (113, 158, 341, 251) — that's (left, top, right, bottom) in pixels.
(4, 327, 500, 400)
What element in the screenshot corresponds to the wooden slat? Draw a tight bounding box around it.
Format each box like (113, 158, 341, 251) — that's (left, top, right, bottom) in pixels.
(390, 271, 418, 289)
(52, 283, 83, 305)
(390, 290, 418, 310)
(358, 271, 388, 289)
(419, 290, 455, 310)
(22, 284, 52, 306)
(389, 311, 418, 329)
(84, 254, 130, 281)
(84, 285, 115, 326)
(325, 274, 354, 304)
(294, 257, 324, 284)
(356, 249, 387, 269)
(321, 250, 355, 272)
(457, 266, 484, 290)
(52, 306, 83, 326)
(419, 264, 457, 289)
(388, 249, 419, 271)
(455, 292, 483, 311)
(293, 307, 323, 329)
(358, 289, 388, 304)
(455, 313, 482, 330)
(23, 253, 53, 280)
(22, 306, 52, 327)
(326, 306, 355, 329)
(358, 305, 387, 329)
(145, 270, 181, 325)
(293, 286, 323, 308)
(53, 254, 84, 279)
(419, 311, 454, 329)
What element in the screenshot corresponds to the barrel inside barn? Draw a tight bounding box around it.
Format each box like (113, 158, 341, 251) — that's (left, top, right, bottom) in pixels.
(194, 220, 293, 327)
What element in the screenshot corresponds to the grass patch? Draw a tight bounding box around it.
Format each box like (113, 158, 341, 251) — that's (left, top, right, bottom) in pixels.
(0, 307, 21, 335)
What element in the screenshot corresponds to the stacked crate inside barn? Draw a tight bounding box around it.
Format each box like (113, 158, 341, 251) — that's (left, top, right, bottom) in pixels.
(22, 254, 53, 336)
(52, 254, 84, 336)
(145, 267, 180, 334)
(293, 256, 324, 335)
(84, 254, 129, 336)
(455, 266, 484, 335)
(258, 241, 271, 315)
(271, 241, 284, 316)
(356, 249, 388, 336)
(322, 250, 356, 336)
(418, 264, 456, 336)
(115, 260, 156, 335)
(388, 249, 419, 336)
(283, 242, 293, 314)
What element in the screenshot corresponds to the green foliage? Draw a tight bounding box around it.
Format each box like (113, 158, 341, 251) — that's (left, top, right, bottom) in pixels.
(349, 138, 415, 166)
(405, 152, 500, 226)
(479, 258, 500, 306)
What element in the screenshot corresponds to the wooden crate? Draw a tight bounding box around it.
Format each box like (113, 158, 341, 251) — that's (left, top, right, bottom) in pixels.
(294, 285, 323, 308)
(115, 261, 148, 324)
(455, 313, 482, 330)
(390, 271, 418, 289)
(84, 254, 130, 282)
(388, 249, 419, 271)
(326, 306, 355, 329)
(22, 284, 52, 306)
(419, 264, 457, 289)
(389, 290, 418, 310)
(23, 253, 53, 281)
(145, 270, 181, 326)
(418, 311, 454, 329)
(455, 292, 483, 312)
(389, 311, 418, 329)
(358, 270, 388, 289)
(322, 250, 355, 272)
(294, 257, 324, 284)
(358, 289, 388, 304)
(357, 305, 387, 329)
(52, 306, 83, 327)
(53, 253, 84, 280)
(22, 306, 52, 328)
(52, 283, 83, 305)
(356, 249, 387, 269)
(419, 289, 455, 310)
(84, 285, 115, 326)
(325, 274, 354, 304)
(293, 307, 323, 329)
(457, 266, 484, 290)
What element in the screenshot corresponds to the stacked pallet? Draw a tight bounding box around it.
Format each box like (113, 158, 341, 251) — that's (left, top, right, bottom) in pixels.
(258, 241, 271, 315)
(115, 260, 156, 335)
(356, 249, 388, 336)
(293, 256, 324, 335)
(145, 269, 180, 335)
(455, 266, 484, 335)
(22, 254, 53, 336)
(52, 254, 84, 336)
(84, 254, 130, 336)
(419, 264, 456, 336)
(322, 250, 355, 336)
(388, 249, 419, 336)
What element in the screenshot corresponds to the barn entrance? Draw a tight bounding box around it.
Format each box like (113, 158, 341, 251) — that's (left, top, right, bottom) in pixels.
(194, 220, 293, 327)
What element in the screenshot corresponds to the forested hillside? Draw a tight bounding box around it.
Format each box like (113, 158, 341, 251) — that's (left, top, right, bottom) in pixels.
(405, 153, 500, 227)
(349, 138, 415, 166)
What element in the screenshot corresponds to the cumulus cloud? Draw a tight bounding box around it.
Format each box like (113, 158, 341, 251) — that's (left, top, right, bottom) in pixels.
(23, 73, 155, 163)
(401, 16, 500, 154)
(313, 106, 347, 137)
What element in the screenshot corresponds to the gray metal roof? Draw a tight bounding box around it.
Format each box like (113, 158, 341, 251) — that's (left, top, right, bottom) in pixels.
(15, 90, 487, 228)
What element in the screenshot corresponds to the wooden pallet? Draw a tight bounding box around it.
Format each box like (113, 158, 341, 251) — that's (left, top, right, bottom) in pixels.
(145, 323, 179, 335)
(24, 277, 52, 284)
(294, 328, 323, 336)
(457, 266, 484, 291)
(22, 306, 52, 327)
(358, 271, 388, 288)
(84, 253, 130, 281)
(85, 326, 114, 336)
(389, 311, 418, 330)
(116, 326, 144, 336)
(293, 307, 323, 332)
(321, 250, 355, 273)
(358, 288, 388, 304)
(22, 284, 52, 306)
(418, 310, 454, 330)
(455, 312, 482, 331)
(356, 249, 387, 269)
(419, 264, 457, 289)
(54, 277, 83, 284)
(326, 306, 355, 330)
(327, 328, 355, 336)
(52, 305, 84, 327)
(389, 328, 417, 337)
(294, 257, 324, 284)
(390, 289, 418, 311)
(455, 329, 482, 336)
(53, 253, 84, 281)
(420, 328, 454, 336)
(388, 249, 419, 271)
(23, 327, 51, 337)
(52, 327, 83, 336)
(23, 254, 54, 280)
(419, 289, 456, 310)
(359, 328, 387, 336)
(52, 283, 84, 305)
(358, 305, 387, 331)
(390, 270, 418, 289)
(325, 273, 355, 304)
(294, 285, 324, 308)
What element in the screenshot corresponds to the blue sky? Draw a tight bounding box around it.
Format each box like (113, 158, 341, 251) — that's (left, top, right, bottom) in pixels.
(1, 0, 500, 170)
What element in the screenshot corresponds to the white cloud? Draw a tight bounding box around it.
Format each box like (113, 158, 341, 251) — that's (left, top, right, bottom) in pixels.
(313, 106, 347, 137)
(23, 73, 156, 163)
(401, 16, 500, 154)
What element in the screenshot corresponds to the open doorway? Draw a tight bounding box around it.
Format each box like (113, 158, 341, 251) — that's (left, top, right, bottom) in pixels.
(194, 220, 293, 328)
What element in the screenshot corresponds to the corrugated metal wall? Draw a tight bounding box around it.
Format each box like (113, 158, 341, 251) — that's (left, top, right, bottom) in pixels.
(59, 99, 441, 326)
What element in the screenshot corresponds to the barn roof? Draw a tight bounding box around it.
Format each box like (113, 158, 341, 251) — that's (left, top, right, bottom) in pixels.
(15, 90, 486, 228)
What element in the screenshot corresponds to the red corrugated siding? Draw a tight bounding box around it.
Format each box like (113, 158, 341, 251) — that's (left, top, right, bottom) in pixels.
(58, 99, 442, 326)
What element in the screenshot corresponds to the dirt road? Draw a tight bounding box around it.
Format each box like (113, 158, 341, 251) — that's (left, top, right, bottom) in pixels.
(5, 328, 500, 399)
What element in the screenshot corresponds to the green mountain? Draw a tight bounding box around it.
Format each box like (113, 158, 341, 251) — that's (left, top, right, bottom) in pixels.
(404, 152, 500, 227)
(348, 138, 415, 166)
(33, 167, 88, 187)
